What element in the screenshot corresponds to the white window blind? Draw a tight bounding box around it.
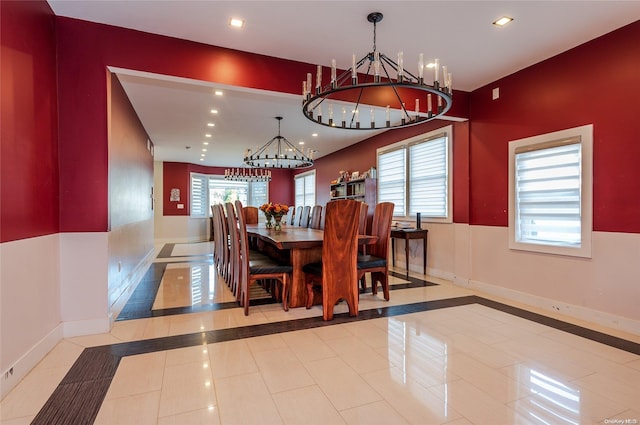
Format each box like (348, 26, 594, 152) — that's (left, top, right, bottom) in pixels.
(377, 125, 452, 220)
(190, 174, 207, 217)
(409, 136, 448, 217)
(514, 141, 582, 246)
(294, 171, 315, 208)
(378, 147, 406, 217)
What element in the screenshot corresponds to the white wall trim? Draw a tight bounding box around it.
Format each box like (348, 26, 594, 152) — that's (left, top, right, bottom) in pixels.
(62, 318, 111, 338)
(467, 278, 640, 337)
(109, 247, 155, 326)
(0, 324, 63, 399)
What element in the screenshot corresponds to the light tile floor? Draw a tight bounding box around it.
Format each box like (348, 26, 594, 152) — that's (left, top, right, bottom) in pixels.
(2, 242, 639, 425)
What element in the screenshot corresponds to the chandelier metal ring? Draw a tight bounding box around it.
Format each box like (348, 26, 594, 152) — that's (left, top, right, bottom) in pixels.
(301, 12, 453, 130)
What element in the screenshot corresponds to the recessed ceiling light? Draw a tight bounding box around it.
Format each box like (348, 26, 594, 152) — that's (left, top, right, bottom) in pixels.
(299, 141, 305, 145)
(493, 16, 513, 27)
(200, 158, 204, 161)
(229, 17, 245, 29)
(202, 148, 207, 152)
(207, 123, 215, 127)
(210, 109, 218, 114)
(205, 134, 212, 138)
(203, 142, 209, 145)
(312, 133, 318, 137)
(214, 90, 223, 96)
(426, 63, 435, 69)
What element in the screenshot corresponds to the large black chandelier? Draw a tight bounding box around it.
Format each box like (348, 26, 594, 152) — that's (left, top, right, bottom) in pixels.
(302, 12, 452, 130)
(224, 167, 272, 182)
(243, 116, 314, 169)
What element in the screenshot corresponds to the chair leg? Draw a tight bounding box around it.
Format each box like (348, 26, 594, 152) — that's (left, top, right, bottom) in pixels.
(372, 272, 390, 301)
(244, 280, 251, 316)
(281, 275, 289, 312)
(305, 275, 315, 309)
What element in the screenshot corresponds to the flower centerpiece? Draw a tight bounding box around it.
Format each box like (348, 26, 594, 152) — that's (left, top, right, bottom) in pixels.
(259, 203, 289, 230)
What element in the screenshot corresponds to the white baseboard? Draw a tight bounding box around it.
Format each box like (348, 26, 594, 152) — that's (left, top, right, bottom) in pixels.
(467, 278, 640, 337)
(425, 267, 456, 282)
(63, 318, 110, 338)
(109, 248, 156, 326)
(1, 325, 63, 399)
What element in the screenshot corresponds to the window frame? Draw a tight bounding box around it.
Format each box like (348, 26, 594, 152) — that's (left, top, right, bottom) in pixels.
(190, 173, 269, 218)
(376, 125, 453, 223)
(294, 170, 316, 208)
(508, 124, 593, 258)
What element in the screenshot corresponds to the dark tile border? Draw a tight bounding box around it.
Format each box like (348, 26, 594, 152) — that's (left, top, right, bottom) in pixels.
(32, 293, 640, 424)
(116, 260, 438, 321)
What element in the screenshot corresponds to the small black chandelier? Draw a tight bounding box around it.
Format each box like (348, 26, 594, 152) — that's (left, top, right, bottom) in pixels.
(302, 12, 453, 130)
(224, 167, 272, 182)
(243, 116, 314, 169)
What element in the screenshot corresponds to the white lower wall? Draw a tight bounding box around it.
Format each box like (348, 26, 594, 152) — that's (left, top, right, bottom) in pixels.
(59, 232, 110, 337)
(155, 215, 209, 244)
(394, 222, 640, 335)
(1, 234, 62, 398)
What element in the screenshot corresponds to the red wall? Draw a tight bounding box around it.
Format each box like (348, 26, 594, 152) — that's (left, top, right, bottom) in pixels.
(109, 74, 154, 228)
(1, 1, 58, 242)
(309, 120, 471, 223)
(163, 162, 294, 216)
(468, 20, 640, 232)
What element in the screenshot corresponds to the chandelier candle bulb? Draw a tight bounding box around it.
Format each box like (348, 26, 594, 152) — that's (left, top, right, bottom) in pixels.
(331, 59, 337, 88)
(342, 106, 346, 128)
(374, 51, 381, 82)
(397, 51, 404, 81)
(302, 81, 307, 99)
(317, 104, 322, 123)
(371, 108, 375, 128)
(428, 94, 433, 114)
(415, 98, 420, 115)
(307, 73, 312, 98)
(442, 66, 448, 89)
(355, 109, 360, 129)
(352, 54, 357, 84)
(418, 53, 424, 82)
(434, 58, 440, 86)
(386, 105, 391, 127)
(328, 103, 334, 126)
(316, 65, 322, 93)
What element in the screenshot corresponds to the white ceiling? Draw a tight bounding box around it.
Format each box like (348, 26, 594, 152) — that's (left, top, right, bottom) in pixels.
(47, 1, 640, 167)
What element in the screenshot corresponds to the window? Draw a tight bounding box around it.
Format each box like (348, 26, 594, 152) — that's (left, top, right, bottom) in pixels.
(295, 170, 316, 208)
(377, 125, 452, 221)
(190, 173, 268, 217)
(508, 124, 592, 257)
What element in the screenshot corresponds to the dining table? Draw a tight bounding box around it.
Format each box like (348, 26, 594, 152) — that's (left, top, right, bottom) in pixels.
(246, 223, 376, 308)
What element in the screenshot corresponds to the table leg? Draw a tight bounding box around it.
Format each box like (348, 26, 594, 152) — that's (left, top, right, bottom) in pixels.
(423, 235, 427, 275)
(288, 247, 322, 308)
(404, 236, 410, 278)
(391, 238, 396, 267)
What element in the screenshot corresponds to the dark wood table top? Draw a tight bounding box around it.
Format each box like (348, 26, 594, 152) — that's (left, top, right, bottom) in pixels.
(247, 224, 376, 250)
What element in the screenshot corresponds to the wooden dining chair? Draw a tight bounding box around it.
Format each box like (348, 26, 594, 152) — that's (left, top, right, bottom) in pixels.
(243, 206, 259, 224)
(212, 203, 230, 283)
(303, 199, 361, 320)
(308, 205, 323, 229)
(225, 202, 241, 298)
(284, 205, 295, 225)
(357, 202, 395, 300)
(298, 205, 311, 227)
(235, 200, 293, 315)
(293, 206, 303, 225)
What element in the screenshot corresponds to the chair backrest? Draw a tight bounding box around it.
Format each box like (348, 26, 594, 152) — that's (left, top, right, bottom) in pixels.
(358, 202, 369, 234)
(284, 205, 295, 225)
(225, 202, 241, 295)
(298, 205, 311, 227)
(308, 205, 323, 229)
(294, 206, 303, 225)
(321, 199, 361, 307)
(369, 202, 395, 259)
(235, 200, 251, 295)
(243, 206, 259, 224)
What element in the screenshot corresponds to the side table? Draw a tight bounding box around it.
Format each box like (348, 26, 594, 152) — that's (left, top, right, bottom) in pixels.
(390, 228, 428, 277)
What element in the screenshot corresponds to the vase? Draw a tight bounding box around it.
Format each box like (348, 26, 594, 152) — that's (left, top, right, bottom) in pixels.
(264, 213, 273, 228)
(273, 215, 283, 231)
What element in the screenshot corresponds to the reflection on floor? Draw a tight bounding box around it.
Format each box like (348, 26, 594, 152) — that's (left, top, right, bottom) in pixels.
(2, 242, 639, 425)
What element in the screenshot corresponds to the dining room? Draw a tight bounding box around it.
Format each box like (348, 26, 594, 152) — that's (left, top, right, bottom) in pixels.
(3, 1, 640, 423)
